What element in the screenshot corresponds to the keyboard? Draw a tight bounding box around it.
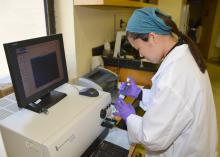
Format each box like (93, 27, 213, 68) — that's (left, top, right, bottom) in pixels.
(90, 140, 128, 157)
(0, 93, 20, 121)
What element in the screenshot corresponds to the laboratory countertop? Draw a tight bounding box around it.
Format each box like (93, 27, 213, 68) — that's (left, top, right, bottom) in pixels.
(102, 57, 158, 72)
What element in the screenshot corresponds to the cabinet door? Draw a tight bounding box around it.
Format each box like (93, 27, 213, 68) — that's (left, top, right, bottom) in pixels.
(119, 68, 153, 87)
(74, 0, 158, 8)
(104, 66, 119, 75)
(105, 66, 153, 87)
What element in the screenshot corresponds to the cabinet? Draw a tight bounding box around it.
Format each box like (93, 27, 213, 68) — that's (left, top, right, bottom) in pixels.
(74, 0, 157, 8)
(105, 66, 154, 87)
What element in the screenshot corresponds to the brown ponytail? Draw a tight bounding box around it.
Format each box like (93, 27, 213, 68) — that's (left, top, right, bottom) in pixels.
(156, 11, 207, 73)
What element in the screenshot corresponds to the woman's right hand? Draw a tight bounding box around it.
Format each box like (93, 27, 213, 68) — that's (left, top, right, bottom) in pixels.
(119, 77, 141, 98)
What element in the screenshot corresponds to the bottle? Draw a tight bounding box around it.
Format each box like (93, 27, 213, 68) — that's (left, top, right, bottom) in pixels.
(103, 41, 111, 57)
(119, 77, 130, 99)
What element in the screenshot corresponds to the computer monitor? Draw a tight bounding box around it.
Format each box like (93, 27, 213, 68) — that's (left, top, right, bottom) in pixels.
(4, 34, 68, 113)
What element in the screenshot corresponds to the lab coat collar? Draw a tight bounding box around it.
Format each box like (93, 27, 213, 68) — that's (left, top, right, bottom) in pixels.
(151, 44, 189, 82)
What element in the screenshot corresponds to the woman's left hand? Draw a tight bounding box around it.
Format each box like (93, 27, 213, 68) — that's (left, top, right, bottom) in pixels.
(114, 98, 136, 123)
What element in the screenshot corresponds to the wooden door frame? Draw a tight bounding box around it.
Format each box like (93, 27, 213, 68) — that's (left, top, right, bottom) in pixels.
(198, 0, 218, 59)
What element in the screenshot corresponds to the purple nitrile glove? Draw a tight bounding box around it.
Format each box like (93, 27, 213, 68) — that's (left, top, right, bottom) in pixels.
(114, 98, 135, 123)
(119, 77, 141, 98)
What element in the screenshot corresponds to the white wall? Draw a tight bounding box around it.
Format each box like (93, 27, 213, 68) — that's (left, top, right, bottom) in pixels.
(0, 0, 46, 78)
(158, 0, 184, 27)
(54, 0, 77, 81)
(74, 7, 133, 77)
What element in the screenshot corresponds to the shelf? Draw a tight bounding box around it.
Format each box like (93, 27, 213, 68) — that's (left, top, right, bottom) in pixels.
(74, 0, 158, 8)
(102, 57, 158, 72)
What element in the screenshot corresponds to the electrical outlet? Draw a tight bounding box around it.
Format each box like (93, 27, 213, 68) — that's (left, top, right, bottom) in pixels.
(114, 13, 130, 32)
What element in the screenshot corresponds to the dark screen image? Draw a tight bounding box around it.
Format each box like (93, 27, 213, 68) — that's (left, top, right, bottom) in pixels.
(31, 52, 60, 88)
(89, 71, 105, 80)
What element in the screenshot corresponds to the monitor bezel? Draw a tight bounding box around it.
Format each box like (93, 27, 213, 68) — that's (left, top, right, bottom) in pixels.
(4, 34, 68, 108)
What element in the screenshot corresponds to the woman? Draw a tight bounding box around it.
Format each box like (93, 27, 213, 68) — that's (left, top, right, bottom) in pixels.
(114, 8, 218, 157)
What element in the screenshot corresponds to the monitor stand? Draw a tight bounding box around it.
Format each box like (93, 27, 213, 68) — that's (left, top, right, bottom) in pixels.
(25, 90, 67, 113)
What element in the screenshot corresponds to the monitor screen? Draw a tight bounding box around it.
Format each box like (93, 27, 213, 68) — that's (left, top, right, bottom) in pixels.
(4, 34, 68, 113)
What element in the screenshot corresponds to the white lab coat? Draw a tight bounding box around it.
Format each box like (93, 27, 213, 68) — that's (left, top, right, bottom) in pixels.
(127, 44, 218, 157)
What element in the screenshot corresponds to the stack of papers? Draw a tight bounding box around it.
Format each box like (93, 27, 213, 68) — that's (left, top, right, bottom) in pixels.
(104, 127, 130, 150)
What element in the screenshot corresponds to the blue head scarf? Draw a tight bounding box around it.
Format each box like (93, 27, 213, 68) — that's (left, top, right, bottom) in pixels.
(126, 8, 172, 35)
